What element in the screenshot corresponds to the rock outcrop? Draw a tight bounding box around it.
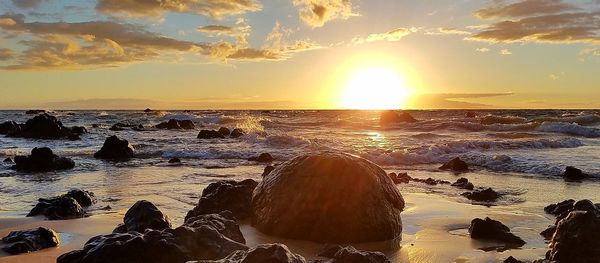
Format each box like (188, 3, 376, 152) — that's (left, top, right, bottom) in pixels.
(198, 130, 225, 139)
(185, 179, 258, 221)
(6, 114, 85, 140)
(439, 157, 469, 172)
(113, 200, 171, 233)
(248, 153, 273, 163)
(1, 227, 60, 254)
(380, 110, 417, 126)
(94, 136, 134, 161)
(462, 188, 500, 202)
(27, 189, 96, 220)
(156, 119, 195, 130)
(252, 151, 404, 243)
(469, 217, 525, 247)
(562, 166, 587, 181)
(11, 147, 74, 172)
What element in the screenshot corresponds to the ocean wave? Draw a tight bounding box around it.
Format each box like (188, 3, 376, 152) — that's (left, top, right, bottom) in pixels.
(160, 113, 199, 121)
(536, 122, 600, 138)
(365, 138, 583, 166)
(533, 114, 600, 125)
(478, 115, 527, 125)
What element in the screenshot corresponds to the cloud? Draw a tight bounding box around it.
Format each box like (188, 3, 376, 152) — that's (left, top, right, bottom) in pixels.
(0, 48, 15, 60)
(476, 47, 490, 52)
(500, 49, 512, 55)
(292, 0, 356, 28)
(96, 0, 262, 19)
(197, 18, 251, 46)
(0, 14, 321, 69)
(0, 18, 17, 26)
(469, 1, 600, 44)
(474, 0, 577, 19)
(549, 74, 559, 80)
(405, 93, 514, 109)
(426, 27, 471, 35)
(580, 47, 600, 56)
(352, 27, 413, 45)
(11, 0, 43, 9)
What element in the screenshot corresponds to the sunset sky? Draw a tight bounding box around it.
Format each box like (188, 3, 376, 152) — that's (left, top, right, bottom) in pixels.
(1, 0, 599, 109)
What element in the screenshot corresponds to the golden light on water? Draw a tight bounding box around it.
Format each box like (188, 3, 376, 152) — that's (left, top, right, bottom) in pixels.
(340, 66, 412, 110)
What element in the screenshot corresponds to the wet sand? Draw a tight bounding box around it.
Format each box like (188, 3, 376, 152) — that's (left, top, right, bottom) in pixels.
(0, 190, 553, 262)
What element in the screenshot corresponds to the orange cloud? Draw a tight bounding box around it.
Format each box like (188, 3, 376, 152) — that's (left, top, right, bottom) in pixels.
(474, 0, 576, 19)
(352, 27, 413, 45)
(96, 0, 262, 19)
(292, 0, 356, 28)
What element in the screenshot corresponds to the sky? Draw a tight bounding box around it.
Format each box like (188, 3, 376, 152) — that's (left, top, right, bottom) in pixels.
(0, 0, 600, 109)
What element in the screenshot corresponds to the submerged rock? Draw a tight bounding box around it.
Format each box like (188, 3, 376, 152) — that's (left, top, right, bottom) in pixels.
(439, 157, 469, 172)
(58, 203, 247, 263)
(12, 147, 75, 172)
(94, 136, 134, 161)
(248, 153, 273, 163)
(168, 158, 181, 164)
(25, 109, 46, 115)
(451, 178, 474, 190)
(186, 179, 258, 221)
(469, 217, 525, 247)
(230, 128, 245, 138)
(7, 114, 84, 140)
(196, 243, 305, 263)
(412, 177, 451, 185)
(252, 151, 404, 243)
(156, 119, 195, 130)
(28, 189, 96, 220)
(218, 127, 231, 136)
(379, 110, 417, 126)
(462, 188, 500, 202)
(563, 166, 587, 181)
(1, 227, 59, 254)
(113, 200, 171, 233)
(198, 130, 225, 139)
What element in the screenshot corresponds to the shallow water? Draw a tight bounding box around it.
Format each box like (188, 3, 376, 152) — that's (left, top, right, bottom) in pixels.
(0, 109, 599, 261)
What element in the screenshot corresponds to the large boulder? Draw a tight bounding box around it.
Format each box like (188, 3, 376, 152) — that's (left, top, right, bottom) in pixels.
(28, 189, 96, 220)
(468, 217, 525, 247)
(195, 244, 306, 263)
(546, 210, 600, 263)
(94, 136, 134, 161)
(251, 151, 405, 243)
(7, 113, 84, 140)
(113, 200, 171, 233)
(1, 227, 60, 254)
(156, 119, 195, 130)
(11, 147, 75, 172)
(186, 180, 258, 221)
(0, 121, 20, 134)
(379, 110, 417, 126)
(184, 212, 246, 244)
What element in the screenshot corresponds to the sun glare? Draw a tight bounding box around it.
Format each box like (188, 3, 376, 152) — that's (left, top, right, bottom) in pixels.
(341, 67, 411, 110)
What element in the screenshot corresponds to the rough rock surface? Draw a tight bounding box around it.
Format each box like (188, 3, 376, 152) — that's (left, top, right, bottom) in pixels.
(185, 179, 258, 221)
(230, 128, 245, 138)
(469, 217, 525, 247)
(28, 189, 96, 220)
(218, 127, 231, 136)
(198, 130, 225, 139)
(462, 188, 500, 202)
(451, 178, 475, 190)
(439, 157, 469, 172)
(546, 209, 600, 263)
(194, 243, 305, 263)
(94, 136, 134, 161)
(6, 114, 85, 140)
(11, 147, 75, 172)
(379, 110, 417, 126)
(1, 227, 59, 254)
(248, 153, 273, 163)
(252, 151, 405, 243)
(113, 200, 171, 233)
(321, 246, 391, 263)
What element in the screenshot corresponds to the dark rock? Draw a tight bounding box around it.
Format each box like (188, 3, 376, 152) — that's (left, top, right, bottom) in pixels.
(540, 225, 556, 240)
(11, 147, 75, 172)
(0, 121, 20, 135)
(94, 136, 134, 161)
(132, 124, 145, 131)
(380, 110, 417, 126)
(326, 246, 391, 263)
(168, 158, 181, 164)
(91, 124, 100, 128)
(248, 153, 273, 163)
(317, 244, 344, 258)
(218, 127, 231, 136)
(504, 256, 524, 263)
(64, 189, 96, 207)
(156, 119, 195, 130)
(3, 157, 12, 163)
(25, 109, 46, 115)
(1, 227, 59, 254)
(198, 130, 225, 139)
(451, 178, 475, 190)
(412, 177, 451, 185)
(184, 212, 245, 244)
(469, 217, 525, 246)
(8, 114, 82, 140)
(113, 200, 171, 233)
(70, 126, 87, 135)
(388, 172, 411, 184)
(186, 179, 258, 221)
(563, 166, 587, 181)
(546, 210, 600, 263)
(262, 165, 275, 177)
(462, 188, 500, 202)
(252, 151, 404, 243)
(196, 243, 305, 263)
(544, 199, 575, 216)
(58, 213, 247, 263)
(28, 196, 85, 220)
(109, 123, 126, 131)
(440, 157, 469, 172)
(144, 108, 152, 113)
(230, 128, 245, 138)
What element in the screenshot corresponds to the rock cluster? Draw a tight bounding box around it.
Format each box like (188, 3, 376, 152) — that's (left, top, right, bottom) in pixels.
(1, 114, 86, 140)
(185, 179, 258, 221)
(27, 189, 96, 220)
(156, 119, 195, 130)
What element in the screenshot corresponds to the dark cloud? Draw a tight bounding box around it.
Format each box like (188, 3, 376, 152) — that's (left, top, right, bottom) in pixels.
(292, 0, 355, 27)
(475, 0, 577, 19)
(198, 25, 235, 34)
(0, 48, 15, 60)
(96, 0, 261, 19)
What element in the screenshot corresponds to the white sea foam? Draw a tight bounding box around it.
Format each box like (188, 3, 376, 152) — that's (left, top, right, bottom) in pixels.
(537, 122, 600, 137)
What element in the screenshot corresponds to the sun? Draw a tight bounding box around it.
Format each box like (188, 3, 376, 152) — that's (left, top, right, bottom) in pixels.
(340, 67, 411, 110)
